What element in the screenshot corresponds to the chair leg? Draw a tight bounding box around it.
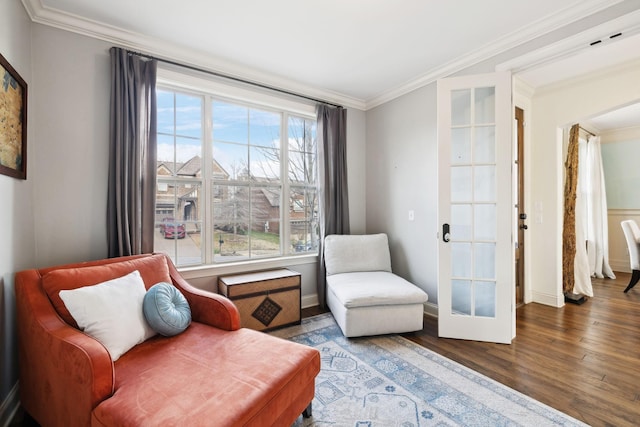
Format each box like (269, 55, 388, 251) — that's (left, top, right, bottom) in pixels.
(302, 402, 312, 418)
(624, 270, 640, 293)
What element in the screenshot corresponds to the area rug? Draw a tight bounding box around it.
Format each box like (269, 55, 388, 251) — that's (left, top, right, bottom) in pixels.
(270, 313, 587, 427)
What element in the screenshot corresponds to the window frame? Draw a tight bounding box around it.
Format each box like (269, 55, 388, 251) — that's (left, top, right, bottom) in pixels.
(155, 67, 319, 269)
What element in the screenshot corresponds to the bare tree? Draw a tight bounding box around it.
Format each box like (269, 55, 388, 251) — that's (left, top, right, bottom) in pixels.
(255, 116, 319, 251)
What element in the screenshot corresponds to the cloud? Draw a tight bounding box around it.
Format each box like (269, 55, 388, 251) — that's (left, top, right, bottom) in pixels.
(157, 143, 201, 163)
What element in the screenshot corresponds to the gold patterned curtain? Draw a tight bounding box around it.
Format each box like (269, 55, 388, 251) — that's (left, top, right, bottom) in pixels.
(562, 124, 580, 294)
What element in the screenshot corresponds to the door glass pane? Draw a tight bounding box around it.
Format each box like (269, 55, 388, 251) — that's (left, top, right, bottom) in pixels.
(474, 165, 495, 202)
(474, 243, 495, 280)
(452, 280, 471, 315)
(474, 126, 495, 163)
(451, 90, 471, 126)
(474, 204, 496, 241)
(451, 204, 472, 241)
(475, 281, 496, 318)
(474, 87, 495, 124)
(451, 242, 471, 278)
(451, 166, 472, 202)
(451, 128, 471, 164)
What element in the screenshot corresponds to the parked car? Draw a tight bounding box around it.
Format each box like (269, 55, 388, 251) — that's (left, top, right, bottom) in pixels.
(294, 241, 315, 252)
(160, 218, 186, 239)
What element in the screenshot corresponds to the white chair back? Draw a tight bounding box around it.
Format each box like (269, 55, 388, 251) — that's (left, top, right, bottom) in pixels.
(324, 233, 392, 276)
(621, 220, 640, 271)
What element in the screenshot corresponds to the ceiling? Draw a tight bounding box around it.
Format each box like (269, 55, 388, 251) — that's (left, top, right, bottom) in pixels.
(585, 102, 640, 132)
(22, 0, 640, 111)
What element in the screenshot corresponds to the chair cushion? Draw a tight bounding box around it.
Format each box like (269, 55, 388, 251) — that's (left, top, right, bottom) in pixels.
(324, 233, 392, 275)
(92, 324, 320, 426)
(143, 282, 191, 337)
(59, 270, 156, 361)
(327, 271, 428, 308)
(42, 254, 172, 328)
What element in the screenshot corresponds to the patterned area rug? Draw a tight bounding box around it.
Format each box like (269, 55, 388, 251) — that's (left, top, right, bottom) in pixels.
(271, 313, 587, 427)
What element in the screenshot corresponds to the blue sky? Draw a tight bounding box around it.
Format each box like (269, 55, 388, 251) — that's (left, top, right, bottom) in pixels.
(157, 89, 314, 180)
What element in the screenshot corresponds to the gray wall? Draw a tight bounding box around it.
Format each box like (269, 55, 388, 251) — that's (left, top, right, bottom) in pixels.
(31, 25, 112, 267)
(0, 0, 35, 415)
(366, 85, 438, 301)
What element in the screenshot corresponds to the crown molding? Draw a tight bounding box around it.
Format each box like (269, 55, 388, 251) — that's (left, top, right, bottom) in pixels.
(365, 0, 626, 109)
(497, 7, 640, 74)
(22, 0, 626, 111)
(514, 77, 536, 100)
(600, 125, 640, 143)
(532, 56, 640, 95)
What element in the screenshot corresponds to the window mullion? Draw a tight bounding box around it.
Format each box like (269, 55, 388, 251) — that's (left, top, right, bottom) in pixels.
(281, 112, 290, 255)
(202, 95, 213, 265)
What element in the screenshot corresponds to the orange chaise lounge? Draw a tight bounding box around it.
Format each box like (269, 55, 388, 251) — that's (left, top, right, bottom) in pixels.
(15, 253, 320, 426)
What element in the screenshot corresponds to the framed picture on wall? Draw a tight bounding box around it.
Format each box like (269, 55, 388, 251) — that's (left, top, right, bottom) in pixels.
(0, 53, 27, 180)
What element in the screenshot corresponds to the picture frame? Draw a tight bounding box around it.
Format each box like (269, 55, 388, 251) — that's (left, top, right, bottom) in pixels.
(0, 53, 27, 180)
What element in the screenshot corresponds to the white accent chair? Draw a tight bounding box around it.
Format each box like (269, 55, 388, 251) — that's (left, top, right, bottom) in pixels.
(621, 220, 640, 293)
(323, 233, 429, 337)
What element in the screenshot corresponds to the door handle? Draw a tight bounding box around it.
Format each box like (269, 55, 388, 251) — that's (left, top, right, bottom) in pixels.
(443, 223, 450, 242)
(520, 224, 528, 230)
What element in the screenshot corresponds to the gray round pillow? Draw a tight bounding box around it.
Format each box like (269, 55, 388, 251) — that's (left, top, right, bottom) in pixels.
(143, 282, 191, 336)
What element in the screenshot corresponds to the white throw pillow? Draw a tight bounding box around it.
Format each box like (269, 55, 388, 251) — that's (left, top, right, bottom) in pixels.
(59, 270, 156, 361)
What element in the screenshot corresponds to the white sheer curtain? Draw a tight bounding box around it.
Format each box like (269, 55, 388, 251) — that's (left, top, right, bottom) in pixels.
(577, 135, 616, 283)
(574, 136, 593, 296)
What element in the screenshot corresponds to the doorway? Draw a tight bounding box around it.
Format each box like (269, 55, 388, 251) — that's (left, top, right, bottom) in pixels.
(515, 107, 525, 306)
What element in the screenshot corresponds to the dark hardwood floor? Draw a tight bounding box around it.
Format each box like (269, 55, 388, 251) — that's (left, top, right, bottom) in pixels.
(12, 274, 639, 426)
(305, 273, 640, 427)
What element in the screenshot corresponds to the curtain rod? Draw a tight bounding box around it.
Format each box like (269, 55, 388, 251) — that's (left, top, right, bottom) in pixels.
(123, 49, 343, 109)
(579, 125, 596, 137)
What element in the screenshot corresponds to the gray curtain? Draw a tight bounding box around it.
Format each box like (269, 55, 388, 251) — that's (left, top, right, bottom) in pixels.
(316, 104, 350, 307)
(107, 47, 157, 257)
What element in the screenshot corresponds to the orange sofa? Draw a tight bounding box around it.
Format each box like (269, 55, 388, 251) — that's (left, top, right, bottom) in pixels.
(15, 253, 320, 426)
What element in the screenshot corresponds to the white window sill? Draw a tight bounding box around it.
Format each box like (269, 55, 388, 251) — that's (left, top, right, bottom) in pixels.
(178, 253, 318, 280)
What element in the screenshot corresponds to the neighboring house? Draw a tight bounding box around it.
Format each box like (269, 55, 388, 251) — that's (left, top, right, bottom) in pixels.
(156, 155, 315, 238)
(155, 156, 227, 226)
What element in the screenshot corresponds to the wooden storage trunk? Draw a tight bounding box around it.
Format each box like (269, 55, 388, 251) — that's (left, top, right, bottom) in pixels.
(218, 268, 301, 331)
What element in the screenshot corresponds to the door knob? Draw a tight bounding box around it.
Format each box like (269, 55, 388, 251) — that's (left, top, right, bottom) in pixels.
(520, 224, 528, 230)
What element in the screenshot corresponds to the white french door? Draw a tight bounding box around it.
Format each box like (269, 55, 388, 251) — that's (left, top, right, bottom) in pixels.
(437, 71, 514, 344)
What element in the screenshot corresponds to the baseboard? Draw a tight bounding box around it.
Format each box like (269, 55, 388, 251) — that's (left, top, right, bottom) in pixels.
(531, 290, 564, 307)
(610, 260, 630, 274)
(301, 293, 319, 309)
(424, 301, 438, 318)
(0, 383, 19, 427)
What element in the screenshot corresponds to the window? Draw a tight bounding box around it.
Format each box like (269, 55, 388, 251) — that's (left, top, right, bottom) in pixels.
(154, 80, 318, 267)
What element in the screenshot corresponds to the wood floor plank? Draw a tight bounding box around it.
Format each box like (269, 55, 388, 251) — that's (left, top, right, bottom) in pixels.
(302, 273, 640, 427)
